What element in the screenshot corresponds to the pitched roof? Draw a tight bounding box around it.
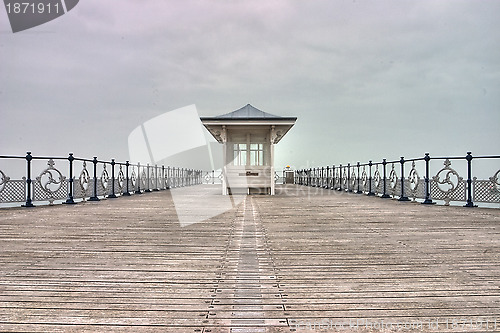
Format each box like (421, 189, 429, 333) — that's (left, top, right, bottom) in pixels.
(216, 104, 281, 119)
(202, 104, 296, 121)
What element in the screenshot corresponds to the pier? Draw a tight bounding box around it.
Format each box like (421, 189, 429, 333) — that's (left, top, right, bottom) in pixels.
(1, 184, 499, 332)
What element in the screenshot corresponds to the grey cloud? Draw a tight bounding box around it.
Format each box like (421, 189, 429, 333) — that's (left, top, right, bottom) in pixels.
(0, 0, 498, 168)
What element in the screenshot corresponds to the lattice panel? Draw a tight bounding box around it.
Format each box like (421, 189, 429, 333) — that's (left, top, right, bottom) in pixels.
(362, 180, 369, 192)
(149, 175, 156, 190)
(373, 178, 384, 195)
(430, 179, 466, 204)
(0, 179, 26, 203)
(406, 180, 426, 200)
(473, 180, 500, 203)
(120, 178, 133, 194)
(73, 178, 91, 199)
(96, 179, 107, 196)
(388, 179, 400, 198)
(34, 179, 68, 203)
(350, 178, 359, 191)
(84, 179, 98, 197)
(133, 177, 140, 192)
(107, 179, 123, 196)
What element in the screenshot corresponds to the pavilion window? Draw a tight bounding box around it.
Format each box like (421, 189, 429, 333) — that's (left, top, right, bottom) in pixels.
(250, 143, 264, 166)
(233, 143, 247, 166)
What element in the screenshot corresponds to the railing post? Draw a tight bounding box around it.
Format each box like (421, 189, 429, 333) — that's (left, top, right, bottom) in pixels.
(173, 167, 176, 187)
(367, 161, 375, 196)
(172, 167, 175, 187)
(154, 165, 159, 191)
(145, 164, 151, 192)
(356, 162, 362, 194)
(162, 165, 165, 190)
(124, 161, 131, 196)
(321, 168, 324, 188)
(64, 153, 76, 204)
(314, 168, 317, 187)
(135, 162, 142, 194)
(318, 167, 321, 187)
(108, 159, 117, 198)
(166, 166, 171, 189)
(89, 156, 100, 201)
(464, 152, 476, 207)
(381, 159, 390, 198)
(422, 153, 434, 204)
(325, 166, 329, 189)
(212, 170, 215, 185)
(338, 164, 343, 191)
(330, 165, 335, 190)
(22, 151, 35, 207)
(347, 163, 352, 192)
(399, 156, 410, 201)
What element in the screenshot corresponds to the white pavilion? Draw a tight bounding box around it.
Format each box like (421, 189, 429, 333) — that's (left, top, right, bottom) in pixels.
(201, 104, 296, 195)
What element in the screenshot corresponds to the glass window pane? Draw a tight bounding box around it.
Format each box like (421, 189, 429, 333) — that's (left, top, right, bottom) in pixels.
(250, 151, 256, 165)
(241, 151, 247, 165)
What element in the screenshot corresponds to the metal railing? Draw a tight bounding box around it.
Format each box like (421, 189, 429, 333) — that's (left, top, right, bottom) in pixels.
(0, 152, 203, 207)
(295, 152, 500, 207)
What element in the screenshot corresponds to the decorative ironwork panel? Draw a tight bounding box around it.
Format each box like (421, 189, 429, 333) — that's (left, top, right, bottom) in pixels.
(361, 167, 368, 192)
(430, 179, 466, 204)
(388, 163, 399, 197)
(373, 167, 383, 195)
(76, 162, 91, 199)
(34, 159, 67, 204)
(0, 178, 26, 203)
(490, 169, 500, 191)
(34, 178, 68, 204)
(0, 169, 10, 193)
(374, 178, 384, 195)
(74, 178, 88, 199)
(407, 162, 425, 200)
(117, 165, 125, 192)
(148, 167, 156, 189)
(473, 178, 500, 203)
(351, 170, 357, 190)
(131, 169, 137, 188)
(431, 159, 466, 205)
(100, 164, 110, 194)
(141, 168, 147, 190)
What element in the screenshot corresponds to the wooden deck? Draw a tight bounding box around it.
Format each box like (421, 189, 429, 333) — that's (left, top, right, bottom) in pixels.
(0, 185, 499, 332)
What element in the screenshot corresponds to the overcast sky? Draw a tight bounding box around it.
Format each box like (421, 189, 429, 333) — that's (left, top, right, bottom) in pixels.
(1, 0, 499, 170)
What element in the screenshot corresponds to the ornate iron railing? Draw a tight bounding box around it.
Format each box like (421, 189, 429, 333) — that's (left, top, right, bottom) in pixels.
(295, 152, 500, 207)
(0, 152, 203, 207)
